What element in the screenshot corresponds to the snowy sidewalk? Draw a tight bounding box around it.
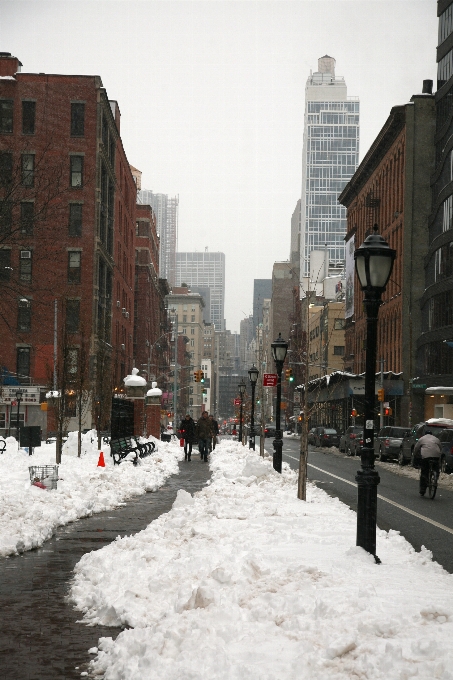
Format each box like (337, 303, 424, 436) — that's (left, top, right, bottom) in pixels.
(0, 432, 184, 557)
(72, 440, 453, 680)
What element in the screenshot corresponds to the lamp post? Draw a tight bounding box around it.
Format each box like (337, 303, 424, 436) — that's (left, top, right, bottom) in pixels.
(354, 225, 396, 558)
(238, 380, 246, 444)
(271, 333, 288, 473)
(15, 389, 23, 441)
(248, 364, 259, 450)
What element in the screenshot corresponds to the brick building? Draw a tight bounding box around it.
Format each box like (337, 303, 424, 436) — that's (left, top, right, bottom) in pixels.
(0, 53, 137, 434)
(339, 93, 435, 425)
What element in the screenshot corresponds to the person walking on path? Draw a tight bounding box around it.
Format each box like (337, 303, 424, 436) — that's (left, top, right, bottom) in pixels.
(414, 430, 442, 496)
(179, 414, 196, 461)
(209, 414, 219, 452)
(197, 411, 214, 462)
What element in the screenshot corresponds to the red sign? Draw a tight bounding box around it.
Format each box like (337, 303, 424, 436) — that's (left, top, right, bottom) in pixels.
(263, 373, 278, 387)
(11, 400, 17, 407)
(233, 398, 241, 405)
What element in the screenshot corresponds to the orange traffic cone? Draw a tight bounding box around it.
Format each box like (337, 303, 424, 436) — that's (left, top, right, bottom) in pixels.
(97, 451, 105, 467)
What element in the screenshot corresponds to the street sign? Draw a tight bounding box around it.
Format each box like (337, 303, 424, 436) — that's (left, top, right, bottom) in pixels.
(233, 398, 241, 405)
(412, 383, 426, 390)
(383, 401, 389, 408)
(263, 373, 278, 387)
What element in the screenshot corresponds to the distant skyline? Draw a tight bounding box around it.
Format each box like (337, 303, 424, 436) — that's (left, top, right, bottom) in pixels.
(1, 1, 437, 332)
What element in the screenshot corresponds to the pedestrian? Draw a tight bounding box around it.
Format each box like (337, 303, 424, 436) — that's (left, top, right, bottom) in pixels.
(197, 411, 214, 462)
(209, 414, 219, 451)
(414, 430, 442, 496)
(178, 414, 196, 461)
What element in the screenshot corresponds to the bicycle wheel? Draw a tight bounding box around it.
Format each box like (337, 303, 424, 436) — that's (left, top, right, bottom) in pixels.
(428, 468, 437, 500)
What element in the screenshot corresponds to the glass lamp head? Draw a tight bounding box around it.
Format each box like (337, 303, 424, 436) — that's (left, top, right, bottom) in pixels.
(354, 225, 396, 291)
(271, 333, 288, 363)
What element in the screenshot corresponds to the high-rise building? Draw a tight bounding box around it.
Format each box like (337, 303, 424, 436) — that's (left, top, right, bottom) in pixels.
(175, 251, 225, 331)
(300, 56, 359, 290)
(253, 279, 272, 339)
(138, 189, 178, 286)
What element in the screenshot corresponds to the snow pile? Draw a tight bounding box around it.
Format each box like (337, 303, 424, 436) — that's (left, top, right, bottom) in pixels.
(0, 436, 183, 557)
(71, 441, 453, 679)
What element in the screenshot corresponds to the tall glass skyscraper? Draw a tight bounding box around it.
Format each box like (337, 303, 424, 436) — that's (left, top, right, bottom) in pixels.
(175, 251, 226, 331)
(300, 56, 359, 285)
(137, 189, 179, 286)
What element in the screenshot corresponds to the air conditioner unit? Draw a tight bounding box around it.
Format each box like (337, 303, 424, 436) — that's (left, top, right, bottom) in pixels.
(116, 300, 121, 308)
(21, 251, 31, 259)
(121, 343, 125, 350)
(122, 308, 126, 315)
(125, 311, 129, 318)
(146, 340, 150, 347)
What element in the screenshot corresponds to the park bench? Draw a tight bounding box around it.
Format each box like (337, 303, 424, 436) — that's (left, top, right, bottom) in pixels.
(110, 436, 155, 465)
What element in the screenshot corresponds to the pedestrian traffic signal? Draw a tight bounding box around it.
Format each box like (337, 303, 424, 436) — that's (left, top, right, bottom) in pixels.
(351, 408, 357, 417)
(384, 407, 393, 416)
(377, 388, 385, 402)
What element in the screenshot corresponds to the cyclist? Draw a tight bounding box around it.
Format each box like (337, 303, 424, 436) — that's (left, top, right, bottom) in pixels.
(414, 430, 441, 496)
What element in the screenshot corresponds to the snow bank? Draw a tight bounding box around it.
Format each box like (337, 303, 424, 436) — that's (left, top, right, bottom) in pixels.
(0, 435, 183, 557)
(71, 441, 453, 679)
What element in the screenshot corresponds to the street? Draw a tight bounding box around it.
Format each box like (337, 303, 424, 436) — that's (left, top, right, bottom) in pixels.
(276, 437, 453, 573)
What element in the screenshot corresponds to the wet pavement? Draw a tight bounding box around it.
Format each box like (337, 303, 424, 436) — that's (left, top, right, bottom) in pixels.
(0, 455, 211, 680)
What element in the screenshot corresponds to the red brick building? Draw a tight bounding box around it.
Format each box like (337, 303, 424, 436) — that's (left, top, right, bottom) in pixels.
(0, 53, 137, 434)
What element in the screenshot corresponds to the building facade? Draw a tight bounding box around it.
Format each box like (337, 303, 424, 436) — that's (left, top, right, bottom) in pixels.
(0, 53, 137, 435)
(339, 94, 435, 424)
(253, 279, 272, 340)
(300, 55, 359, 288)
(175, 251, 225, 331)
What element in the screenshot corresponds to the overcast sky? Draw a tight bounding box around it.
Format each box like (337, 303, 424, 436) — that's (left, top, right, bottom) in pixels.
(2, 0, 437, 332)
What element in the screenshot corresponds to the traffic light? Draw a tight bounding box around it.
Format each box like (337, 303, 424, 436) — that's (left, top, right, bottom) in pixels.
(377, 388, 385, 402)
(285, 368, 293, 381)
(200, 371, 205, 383)
(351, 408, 357, 417)
(384, 407, 393, 416)
(194, 370, 200, 383)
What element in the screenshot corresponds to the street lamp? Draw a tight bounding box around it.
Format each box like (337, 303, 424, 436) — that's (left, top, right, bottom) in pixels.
(238, 380, 246, 444)
(15, 389, 23, 441)
(354, 225, 396, 558)
(248, 364, 259, 450)
(271, 333, 289, 473)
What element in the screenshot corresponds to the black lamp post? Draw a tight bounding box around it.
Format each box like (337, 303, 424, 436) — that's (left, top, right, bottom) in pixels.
(238, 380, 246, 444)
(354, 225, 396, 557)
(248, 364, 259, 450)
(271, 333, 288, 473)
(15, 389, 23, 441)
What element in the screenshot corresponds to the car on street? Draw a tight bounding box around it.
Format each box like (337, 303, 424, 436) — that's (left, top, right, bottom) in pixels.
(374, 426, 411, 463)
(401, 419, 453, 466)
(264, 423, 276, 438)
(339, 426, 363, 456)
(308, 427, 320, 446)
(313, 427, 339, 448)
(437, 429, 453, 473)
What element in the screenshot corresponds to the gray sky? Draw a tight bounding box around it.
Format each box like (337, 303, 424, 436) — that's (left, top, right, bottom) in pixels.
(2, 1, 437, 332)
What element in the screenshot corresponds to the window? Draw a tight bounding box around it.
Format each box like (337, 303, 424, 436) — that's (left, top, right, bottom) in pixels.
(0, 412, 5, 429)
(69, 204, 82, 237)
(0, 152, 12, 186)
(190, 339, 194, 347)
(70, 155, 83, 187)
(66, 299, 80, 333)
(191, 315, 195, 322)
(66, 348, 78, 383)
(0, 99, 13, 133)
(21, 154, 34, 187)
(191, 328, 195, 335)
(0, 249, 11, 280)
(22, 101, 36, 135)
(70, 103, 85, 136)
(17, 346, 30, 378)
(333, 346, 345, 356)
(19, 250, 32, 282)
(183, 315, 187, 323)
(65, 395, 76, 417)
(10, 412, 25, 429)
(68, 251, 81, 283)
(17, 298, 31, 332)
(334, 318, 345, 330)
(0, 201, 12, 235)
(20, 202, 34, 235)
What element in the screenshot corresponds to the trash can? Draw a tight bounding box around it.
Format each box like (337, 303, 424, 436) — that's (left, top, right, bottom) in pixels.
(29, 465, 59, 490)
(160, 433, 171, 442)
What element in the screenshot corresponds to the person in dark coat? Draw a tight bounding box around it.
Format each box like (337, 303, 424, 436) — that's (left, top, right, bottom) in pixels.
(179, 414, 196, 461)
(197, 411, 214, 462)
(209, 414, 219, 451)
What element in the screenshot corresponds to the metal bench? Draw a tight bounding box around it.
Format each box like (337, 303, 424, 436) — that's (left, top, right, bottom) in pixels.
(110, 436, 155, 465)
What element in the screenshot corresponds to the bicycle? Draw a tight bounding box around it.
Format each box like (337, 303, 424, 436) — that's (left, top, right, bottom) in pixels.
(421, 457, 439, 499)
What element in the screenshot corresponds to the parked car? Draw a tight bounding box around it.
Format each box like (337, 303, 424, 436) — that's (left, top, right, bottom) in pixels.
(314, 427, 339, 448)
(264, 423, 276, 438)
(308, 427, 320, 446)
(437, 429, 453, 473)
(374, 426, 411, 463)
(339, 426, 363, 456)
(401, 419, 453, 467)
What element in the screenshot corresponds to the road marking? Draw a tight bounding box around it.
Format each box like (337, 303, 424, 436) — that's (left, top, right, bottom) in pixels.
(283, 452, 453, 536)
